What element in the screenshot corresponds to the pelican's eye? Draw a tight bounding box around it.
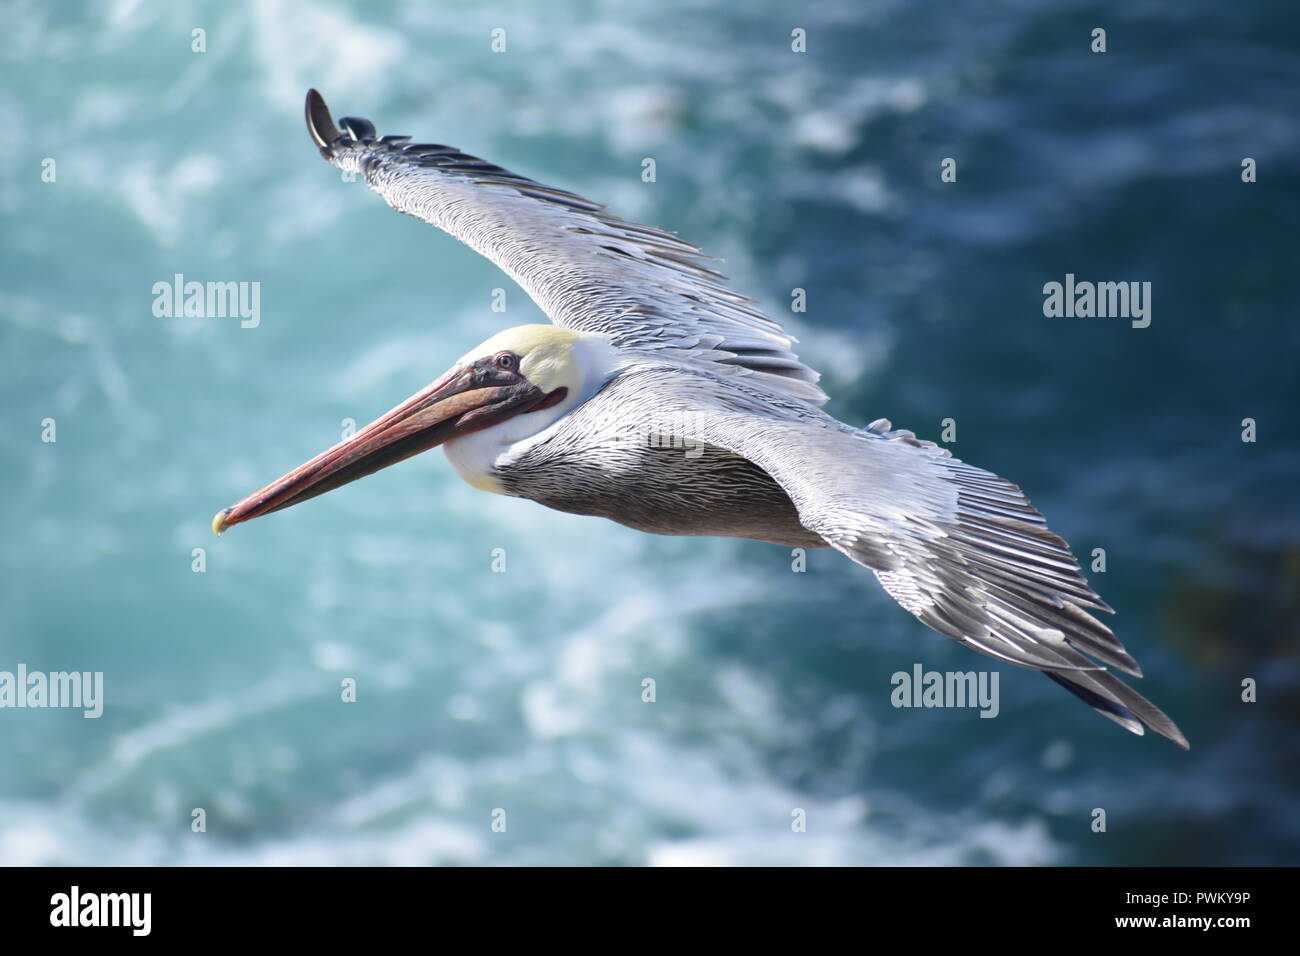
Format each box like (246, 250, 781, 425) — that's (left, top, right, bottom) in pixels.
(494, 352, 517, 370)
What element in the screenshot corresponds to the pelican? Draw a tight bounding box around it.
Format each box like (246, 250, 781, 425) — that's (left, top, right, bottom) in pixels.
(213, 90, 1188, 749)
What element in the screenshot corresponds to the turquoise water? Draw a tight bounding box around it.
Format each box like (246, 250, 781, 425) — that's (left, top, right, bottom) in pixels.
(2, 0, 1298, 865)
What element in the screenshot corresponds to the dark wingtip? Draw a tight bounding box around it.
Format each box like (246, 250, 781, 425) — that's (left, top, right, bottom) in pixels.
(338, 115, 377, 142)
(1046, 670, 1190, 750)
(305, 89, 338, 153)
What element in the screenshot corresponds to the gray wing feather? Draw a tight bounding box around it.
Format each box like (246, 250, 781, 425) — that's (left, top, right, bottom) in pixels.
(630, 366, 1187, 747)
(304, 90, 826, 406)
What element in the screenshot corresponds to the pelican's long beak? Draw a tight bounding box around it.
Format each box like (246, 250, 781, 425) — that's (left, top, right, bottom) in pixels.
(213, 365, 512, 534)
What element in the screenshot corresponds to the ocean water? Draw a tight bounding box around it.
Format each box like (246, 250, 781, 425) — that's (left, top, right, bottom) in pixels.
(1, 0, 1298, 866)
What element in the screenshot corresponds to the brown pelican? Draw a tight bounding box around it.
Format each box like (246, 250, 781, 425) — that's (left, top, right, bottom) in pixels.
(213, 90, 1188, 749)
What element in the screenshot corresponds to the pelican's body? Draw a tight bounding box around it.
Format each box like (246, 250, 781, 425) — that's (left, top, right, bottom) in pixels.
(458, 364, 825, 548)
(213, 92, 1188, 749)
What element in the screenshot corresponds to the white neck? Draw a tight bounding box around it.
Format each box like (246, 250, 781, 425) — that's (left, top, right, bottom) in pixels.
(443, 335, 621, 494)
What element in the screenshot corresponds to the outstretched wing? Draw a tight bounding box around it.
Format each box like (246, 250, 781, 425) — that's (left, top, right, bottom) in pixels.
(640, 366, 1188, 747)
(304, 90, 826, 406)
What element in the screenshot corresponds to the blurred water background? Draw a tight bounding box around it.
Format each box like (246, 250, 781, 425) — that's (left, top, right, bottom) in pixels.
(1, 0, 1298, 865)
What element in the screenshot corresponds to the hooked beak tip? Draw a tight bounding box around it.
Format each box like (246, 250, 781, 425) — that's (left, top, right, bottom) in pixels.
(212, 508, 233, 536)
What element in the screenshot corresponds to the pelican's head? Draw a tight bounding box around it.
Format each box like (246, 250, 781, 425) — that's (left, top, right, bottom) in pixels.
(212, 324, 613, 533)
